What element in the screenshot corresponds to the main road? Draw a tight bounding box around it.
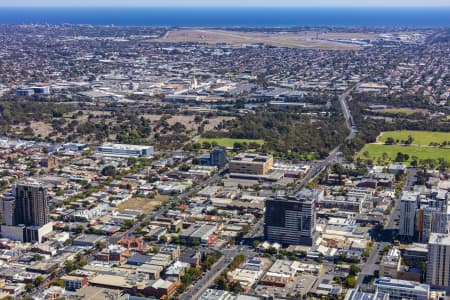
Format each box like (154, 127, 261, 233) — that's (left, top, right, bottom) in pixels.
(293, 84, 359, 193)
(356, 178, 403, 286)
(339, 85, 358, 141)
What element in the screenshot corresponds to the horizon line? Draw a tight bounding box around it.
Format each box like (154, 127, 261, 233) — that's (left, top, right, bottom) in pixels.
(1, 5, 450, 8)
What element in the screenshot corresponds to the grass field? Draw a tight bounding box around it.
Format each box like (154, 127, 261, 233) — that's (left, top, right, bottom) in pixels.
(359, 144, 450, 163)
(116, 196, 168, 213)
(358, 130, 450, 165)
(379, 131, 450, 146)
(378, 108, 416, 115)
(199, 138, 265, 148)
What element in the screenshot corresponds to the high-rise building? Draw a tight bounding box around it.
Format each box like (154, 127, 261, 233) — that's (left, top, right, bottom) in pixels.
(430, 190, 448, 211)
(416, 190, 448, 243)
(0, 195, 16, 226)
(419, 206, 448, 243)
(210, 147, 227, 169)
(264, 194, 316, 246)
(399, 191, 419, 239)
(427, 233, 450, 289)
(1, 182, 52, 243)
(15, 182, 49, 226)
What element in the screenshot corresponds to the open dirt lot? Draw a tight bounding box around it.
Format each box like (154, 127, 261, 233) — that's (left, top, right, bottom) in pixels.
(155, 29, 379, 50)
(116, 196, 168, 213)
(14, 122, 53, 138)
(145, 114, 234, 131)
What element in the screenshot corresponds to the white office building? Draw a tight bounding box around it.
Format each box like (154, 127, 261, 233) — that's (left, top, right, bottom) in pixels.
(374, 277, 430, 300)
(97, 143, 154, 158)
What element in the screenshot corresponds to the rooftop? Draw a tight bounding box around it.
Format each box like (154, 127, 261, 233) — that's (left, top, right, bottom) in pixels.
(401, 191, 419, 202)
(230, 153, 272, 164)
(429, 233, 450, 246)
(99, 143, 153, 151)
(374, 277, 430, 293)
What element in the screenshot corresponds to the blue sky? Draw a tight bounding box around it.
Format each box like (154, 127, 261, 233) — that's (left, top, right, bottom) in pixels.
(1, 0, 449, 7)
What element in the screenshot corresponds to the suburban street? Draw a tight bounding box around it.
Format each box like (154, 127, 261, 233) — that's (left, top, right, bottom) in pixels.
(180, 246, 255, 300)
(179, 255, 227, 300)
(357, 172, 407, 286)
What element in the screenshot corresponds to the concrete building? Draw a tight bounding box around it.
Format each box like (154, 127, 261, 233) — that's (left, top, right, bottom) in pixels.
(227, 258, 264, 291)
(0, 225, 26, 241)
(399, 191, 418, 239)
(374, 277, 430, 300)
(427, 233, 450, 290)
(403, 243, 428, 267)
(61, 143, 88, 151)
(1, 195, 15, 226)
(388, 164, 407, 175)
(260, 259, 297, 287)
(229, 153, 273, 175)
(1, 222, 53, 243)
(320, 195, 365, 213)
(179, 223, 217, 245)
(61, 275, 88, 291)
(16, 86, 50, 96)
(96, 245, 130, 263)
(97, 143, 154, 158)
(380, 247, 401, 278)
(265, 194, 316, 246)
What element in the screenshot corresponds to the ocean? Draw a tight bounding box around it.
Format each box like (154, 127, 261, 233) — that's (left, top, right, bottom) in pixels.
(0, 7, 449, 27)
